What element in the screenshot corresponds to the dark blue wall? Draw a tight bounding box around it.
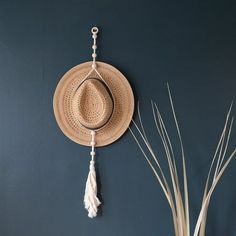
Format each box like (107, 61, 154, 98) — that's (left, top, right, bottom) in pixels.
(0, 0, 236, 235)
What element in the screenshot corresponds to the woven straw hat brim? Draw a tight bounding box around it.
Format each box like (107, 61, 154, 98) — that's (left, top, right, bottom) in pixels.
(53, 61, 134, 147)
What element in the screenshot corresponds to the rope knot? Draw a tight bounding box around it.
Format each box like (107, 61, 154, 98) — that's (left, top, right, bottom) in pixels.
(89, 160, 95, 170)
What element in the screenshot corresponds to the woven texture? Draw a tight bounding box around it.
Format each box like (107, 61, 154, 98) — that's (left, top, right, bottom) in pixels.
(73, 78, 114, 130)
(53, 61, 134, 147)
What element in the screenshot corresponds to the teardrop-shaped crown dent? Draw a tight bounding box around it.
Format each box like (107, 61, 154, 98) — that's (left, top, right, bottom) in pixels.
(72, 78, 114, 130)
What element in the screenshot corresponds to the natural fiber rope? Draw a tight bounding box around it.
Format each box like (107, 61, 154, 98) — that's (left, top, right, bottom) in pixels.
(74, 26, 114, 107)
(90, 130, 96, 162)
(84, 130, 101, 218)
(91, 27, 98, 69)
(83, 27, 104, 218)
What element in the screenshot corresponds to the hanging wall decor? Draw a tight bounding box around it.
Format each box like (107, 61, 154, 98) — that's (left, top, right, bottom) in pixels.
(53, 27, 134, 218)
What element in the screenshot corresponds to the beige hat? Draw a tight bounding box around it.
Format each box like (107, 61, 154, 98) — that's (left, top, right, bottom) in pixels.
(53, 61, 134, 147)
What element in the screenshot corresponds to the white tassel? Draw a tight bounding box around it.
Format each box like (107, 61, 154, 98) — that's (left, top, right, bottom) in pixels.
(84, 131, 101, 218)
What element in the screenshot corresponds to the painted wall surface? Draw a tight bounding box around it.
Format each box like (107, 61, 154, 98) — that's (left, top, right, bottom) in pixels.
(0, 0, 236, 235)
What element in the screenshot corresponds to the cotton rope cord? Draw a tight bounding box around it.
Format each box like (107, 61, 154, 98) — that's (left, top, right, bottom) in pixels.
(91, 27, 98, 69)
(83, 26, 105, 218)
(84, 130, 101, 218)
(76, 26, 113, 100)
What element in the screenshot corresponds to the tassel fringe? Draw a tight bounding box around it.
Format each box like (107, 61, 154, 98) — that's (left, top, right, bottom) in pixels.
(84, 131, 101, 218)
(84, 160, 101, 218)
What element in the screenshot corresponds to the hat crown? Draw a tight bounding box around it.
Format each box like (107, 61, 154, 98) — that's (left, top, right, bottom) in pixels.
(72, 78, 114, 130)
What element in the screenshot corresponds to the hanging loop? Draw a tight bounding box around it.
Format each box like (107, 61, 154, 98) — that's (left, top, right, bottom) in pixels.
(91, 27, 99, 69)
(91, 27, 99, 34)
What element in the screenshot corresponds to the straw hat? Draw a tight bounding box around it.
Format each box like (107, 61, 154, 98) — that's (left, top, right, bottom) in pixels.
(53, 61, 134, 147)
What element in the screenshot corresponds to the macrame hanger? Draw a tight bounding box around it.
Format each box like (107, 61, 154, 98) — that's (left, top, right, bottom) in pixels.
(83, 27, 102, 218)
(83, 26, 116, 218)
(53, 25, 134, 219)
